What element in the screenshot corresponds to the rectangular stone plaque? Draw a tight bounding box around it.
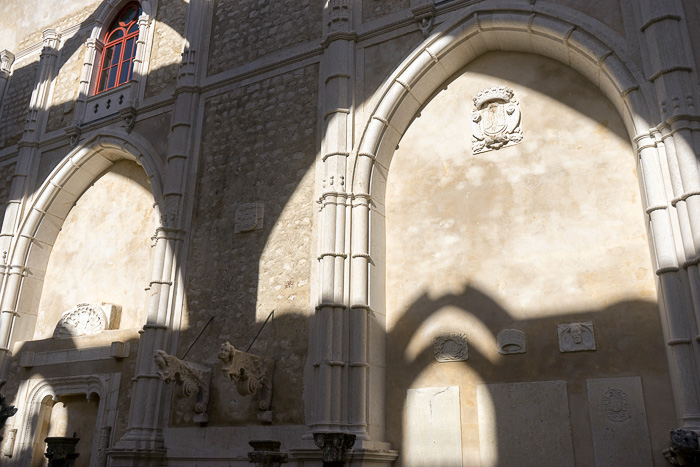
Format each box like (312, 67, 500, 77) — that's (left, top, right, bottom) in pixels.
(477, 380, 575, 466)
(586, 377, 653, 466)
(404, 386, 462, 467)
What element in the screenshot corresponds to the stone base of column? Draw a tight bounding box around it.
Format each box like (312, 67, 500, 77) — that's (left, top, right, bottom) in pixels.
(107, 446, 166, 467)
(664, 428, 700, 466)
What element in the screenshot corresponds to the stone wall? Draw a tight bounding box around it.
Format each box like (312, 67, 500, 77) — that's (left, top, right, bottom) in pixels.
(0, 161, 16, 228)
(144, 0, 188, 99)
(46, 30, 89, 133)
(0, 56, 39, 147)
(384, 52, 674, 466)
(34, 160, 155, 338)
(207, 0, 322, 76)
(362, 0, 408, 22)
(183, 63, 319, 425)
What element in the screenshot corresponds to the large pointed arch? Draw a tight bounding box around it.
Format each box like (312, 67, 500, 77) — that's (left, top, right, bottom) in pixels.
(0, 129, 164, 346)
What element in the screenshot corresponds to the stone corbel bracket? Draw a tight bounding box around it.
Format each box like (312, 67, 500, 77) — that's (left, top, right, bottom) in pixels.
(412, 3, 436, 38)
(218, 342, 274, 412)
(119, 105, 137, 133)
(154, 350, 212, 424)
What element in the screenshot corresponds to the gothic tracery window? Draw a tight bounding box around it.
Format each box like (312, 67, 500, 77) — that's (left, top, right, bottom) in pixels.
(95, 2, 141, 94)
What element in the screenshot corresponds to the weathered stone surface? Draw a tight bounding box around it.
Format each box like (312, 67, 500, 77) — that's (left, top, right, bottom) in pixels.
(0, 56, 38, 147)
(207, 0, 322, 76)
(183, 64, 318, 425)
(477, 381, 575, 466)
(46, 30, 88, 133)
(587, 377, 653, 466)
(0, 161, 16, 229)
(144, 0, 187, 99)
(404, 386, 462, 467)
(362, 0, 408, 21)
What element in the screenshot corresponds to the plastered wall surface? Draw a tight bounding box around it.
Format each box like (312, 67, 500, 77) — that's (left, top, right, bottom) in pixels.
(33, 160, 155, 339)
(385, 52, 674, 465)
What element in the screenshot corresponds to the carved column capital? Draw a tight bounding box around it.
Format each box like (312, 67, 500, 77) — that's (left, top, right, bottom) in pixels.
(313, 432, 356, 465)
(41, 28, 61, 55)
(0, 50, 15, 75)
(248, 440, 288, 467)
(664, 428, 700, 466)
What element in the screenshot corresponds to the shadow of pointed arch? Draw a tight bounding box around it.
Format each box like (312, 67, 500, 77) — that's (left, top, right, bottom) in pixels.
(385, 285, 677, 466)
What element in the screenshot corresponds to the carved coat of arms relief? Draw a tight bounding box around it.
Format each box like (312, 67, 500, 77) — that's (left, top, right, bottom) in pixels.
(471, 86, 523, 154)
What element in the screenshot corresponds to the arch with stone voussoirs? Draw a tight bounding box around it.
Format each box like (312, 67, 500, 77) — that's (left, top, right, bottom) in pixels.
(0, 129, 165, 349)
(344, 3, 695, 449)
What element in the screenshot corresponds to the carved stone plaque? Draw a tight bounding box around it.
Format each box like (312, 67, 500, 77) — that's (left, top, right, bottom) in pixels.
(433, 334, 468, 362)
(471, 86, 523, 154)
(558, 322, 596, 352)
(53, 303, 121, 338)
(586, 377, 653, 466)
(234, 202, 264, 233)
(497, 329, 526, 355)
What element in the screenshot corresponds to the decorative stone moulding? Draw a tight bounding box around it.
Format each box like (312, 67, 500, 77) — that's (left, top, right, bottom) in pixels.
(497, 329, 526, 355)
(218, 342, 274, 412)
(558, 322, 596, 352)
(52, 303, 121, 338)
(248, 440, 288, 467)
(471, 86, 523, 154)
(154, 350, 212, 424)
(234, 203, 265, 233)
(313, 432, 356, 464)
(433, 334, 468, 362)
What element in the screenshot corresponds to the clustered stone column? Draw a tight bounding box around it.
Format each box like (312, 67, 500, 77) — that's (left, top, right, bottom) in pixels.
(0, 29, 61, 373)
(636, 1, 700, 446)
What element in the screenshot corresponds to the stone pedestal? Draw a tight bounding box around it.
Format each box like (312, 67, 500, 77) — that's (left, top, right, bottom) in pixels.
(248, 440, 288, 467)
(45, 436, 80, 467)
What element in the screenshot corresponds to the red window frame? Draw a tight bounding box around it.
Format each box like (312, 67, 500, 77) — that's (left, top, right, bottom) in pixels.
(95, 2, 142, 94)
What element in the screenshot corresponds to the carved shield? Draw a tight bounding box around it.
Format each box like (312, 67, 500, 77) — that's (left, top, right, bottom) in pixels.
(471, 86, 523, 154)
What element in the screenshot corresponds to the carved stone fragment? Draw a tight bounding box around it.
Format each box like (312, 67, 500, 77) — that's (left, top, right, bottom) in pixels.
(665, 429, 700, 466)
(44, 436, 80, 467)
(433, 334, 468, 362)
(0, 380, 17, 441)
(558, 322, 596, 352)
(154, 350, 212, 424)
(218, 342, 275, 411)
(313, 432, 356, 465)
(248, 440, 288, 467)
(471, 86, 523, 154)
(53, 303, 121, 339)
(497, 329, 526, 355)
(235, 203, 265, 233)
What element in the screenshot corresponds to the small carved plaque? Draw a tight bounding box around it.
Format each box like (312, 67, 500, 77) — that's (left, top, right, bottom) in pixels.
(53, 303, 121, 338)
(234, 202, 264, 233)
(497, 329, 526, 355)
(558, 322, 596, 352)
(471, 86, 523, 154)
(433, 334, 468, 362)
(602, 388, 629, 422)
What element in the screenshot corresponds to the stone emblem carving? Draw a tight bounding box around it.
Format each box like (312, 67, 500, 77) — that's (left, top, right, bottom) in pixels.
(602, 388, 629, 422)
(218, 342, 275, 411)
(154, 350, 212, 424)
(235, 203, 265, 233)
(471, 86, 523, 154)
(313, 432, 356, 464)
(433, 334, 468, 362)
(53, 303, 121, 339)
(558, 322, 596, 352)
(497, 329, 526, 355)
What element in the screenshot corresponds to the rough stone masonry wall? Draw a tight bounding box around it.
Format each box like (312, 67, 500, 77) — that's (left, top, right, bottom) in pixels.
(182, 63, 319, 426)
(207, 0, 322, 76)
(46, 30, 90, 133)
(0, 56, 39, 147)
(15, 1, 101, 52)
(362, 0, 408, 22)
(144, 0, 187, 99)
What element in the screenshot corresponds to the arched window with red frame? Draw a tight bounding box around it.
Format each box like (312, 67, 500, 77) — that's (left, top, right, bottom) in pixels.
(95, 2, 142, 94)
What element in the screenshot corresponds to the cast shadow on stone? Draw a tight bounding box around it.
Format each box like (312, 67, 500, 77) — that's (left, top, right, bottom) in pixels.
(386, 284, 674, 466)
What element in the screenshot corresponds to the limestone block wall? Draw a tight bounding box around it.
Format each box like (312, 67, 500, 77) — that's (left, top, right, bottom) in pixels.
(0, 56, 38, 147)
(207, 0, 322, 76)
(182, 63, 319, 426)
(144, 0, 188, 99)
(384, 52, 675, 466)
